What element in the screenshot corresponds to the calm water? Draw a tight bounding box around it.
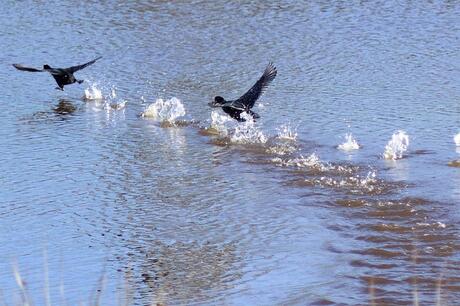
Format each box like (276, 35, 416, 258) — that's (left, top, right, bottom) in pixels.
(1, 0, 460, 305)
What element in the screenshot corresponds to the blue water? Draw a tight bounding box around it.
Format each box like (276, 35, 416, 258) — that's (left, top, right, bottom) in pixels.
(0, 0, 459, 304)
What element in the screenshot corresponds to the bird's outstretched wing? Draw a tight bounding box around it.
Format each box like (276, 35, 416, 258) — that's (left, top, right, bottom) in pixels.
(234, 62, 277, 109)
(12, 64, 44, 72)
(67, 56, 102, 73)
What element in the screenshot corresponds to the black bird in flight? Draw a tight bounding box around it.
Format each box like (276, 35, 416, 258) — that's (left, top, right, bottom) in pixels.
(12, 56, 102, 90)
(209, 62, 277, 121)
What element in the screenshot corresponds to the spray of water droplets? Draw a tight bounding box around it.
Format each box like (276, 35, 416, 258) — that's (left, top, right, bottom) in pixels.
(338, 133, 360, 151)
(142, 97, 186, 123)
(383, 130, 409, 160)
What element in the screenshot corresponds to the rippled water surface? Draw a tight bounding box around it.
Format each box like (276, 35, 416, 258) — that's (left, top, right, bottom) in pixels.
(1, 0, 460, 304)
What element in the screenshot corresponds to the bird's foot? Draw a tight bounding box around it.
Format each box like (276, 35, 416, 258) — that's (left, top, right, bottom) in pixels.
(55, 87, 64, 91)
(248, 110, 260, 119)
(77, 80, 84, 84)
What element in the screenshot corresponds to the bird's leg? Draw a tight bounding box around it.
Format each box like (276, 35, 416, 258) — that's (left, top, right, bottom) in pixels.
(247, 110, 260, 119)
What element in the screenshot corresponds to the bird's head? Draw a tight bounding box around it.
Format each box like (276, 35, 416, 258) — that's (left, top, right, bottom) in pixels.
(43, 64, 51, 69)
(208, 96, 226, 107)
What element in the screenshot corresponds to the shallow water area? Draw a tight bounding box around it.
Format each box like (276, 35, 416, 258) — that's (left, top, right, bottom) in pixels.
(1, 1, 460, 305)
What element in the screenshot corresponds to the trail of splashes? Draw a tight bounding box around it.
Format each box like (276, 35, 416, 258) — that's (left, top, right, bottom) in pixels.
(142, 97, 186, 122)
(383, 131, 409, 160)
(338, 133, 360, 151)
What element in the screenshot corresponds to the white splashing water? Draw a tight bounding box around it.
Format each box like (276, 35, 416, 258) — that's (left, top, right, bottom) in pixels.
(338, 133, 360, 151)
(277, 123, 298, 141)
(210, 111, 234, 137)
(142, 97, 186, 122)
(360, 171, 377, 186)
(454, 132, 460, 146)
(272, 153, 329, 171)
(209, 111, 267, 144)
(313, 170, 378, 193)
(84, 84, 103, 100)
(230, 112, 267, 144)
(383, 130, 409, 160)
(111, 87, 117, 99)
(288, 153, 324, 168)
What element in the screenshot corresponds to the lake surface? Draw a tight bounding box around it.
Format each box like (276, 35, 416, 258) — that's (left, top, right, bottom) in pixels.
(1, 0, 459, 304)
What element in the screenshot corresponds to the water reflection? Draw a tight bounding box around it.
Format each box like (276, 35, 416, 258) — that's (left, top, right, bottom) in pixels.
(53, 99, 76, 116)
(132, 241, 240, 305)
(18, 98, 79, 125)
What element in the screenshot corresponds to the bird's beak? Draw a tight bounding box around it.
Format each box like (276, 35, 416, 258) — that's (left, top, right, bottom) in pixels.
(208, 101, 217, 107)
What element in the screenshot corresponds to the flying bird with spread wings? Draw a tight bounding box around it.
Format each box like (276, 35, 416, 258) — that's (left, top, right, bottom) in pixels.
(12, 56, 102, 90)
(209, 62, 277, 121)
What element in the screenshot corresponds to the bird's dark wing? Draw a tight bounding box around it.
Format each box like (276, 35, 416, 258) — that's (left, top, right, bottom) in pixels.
(234, 62, 277, 109)
(67, 56, 102, 73)
(226, 100, 246, 111)
(12, 64, 44, 72)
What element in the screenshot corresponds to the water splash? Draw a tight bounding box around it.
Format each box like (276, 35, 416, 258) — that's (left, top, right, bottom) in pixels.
(142, 97, 186, 122)
(104, 100, 127, 111)
(272, 153, 330, 172)
(303, 171, 390, 195)
(230, 112, 267, 144)
(383, 131, 409, 160)
(454, 132, 460, 146)
(276, 123, 298, 141)
(266, 136, 298, 156)
(338, 133, 360, 151)
(209, 111, 235, 137)
(104, 86, 126, 111)
(83, 84, 103, 101)
(111, 87, 117, 99)
(207, 111, 267, 144)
